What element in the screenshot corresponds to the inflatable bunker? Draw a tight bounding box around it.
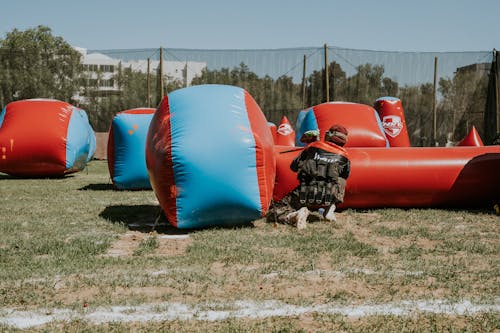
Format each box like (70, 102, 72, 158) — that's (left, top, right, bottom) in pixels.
(107, 108, 155, 190)
(275, 100, 500, 209)
(146, 84, 275, 229)
(0, 99, 95, 177)
(295, 102, 389, 147)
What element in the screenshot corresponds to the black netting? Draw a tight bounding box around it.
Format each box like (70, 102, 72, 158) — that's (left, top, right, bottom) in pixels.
(90, 46, 497, 145)
(1, 43, 498, 143)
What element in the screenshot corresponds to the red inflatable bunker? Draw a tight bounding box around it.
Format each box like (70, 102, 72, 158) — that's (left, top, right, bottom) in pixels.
(275, 99, 500, 209)
(0, 99, 95, 177)
(275, 145, 500, 209)
(295, 102, 389, 147)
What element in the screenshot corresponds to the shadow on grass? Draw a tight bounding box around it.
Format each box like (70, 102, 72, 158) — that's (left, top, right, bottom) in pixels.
(100, 204, 256, 234)
(0, 173, 74, 180)
(79, 183, 115, 191)
(100, 204, 189, 235)
(79, 183, 154, 192)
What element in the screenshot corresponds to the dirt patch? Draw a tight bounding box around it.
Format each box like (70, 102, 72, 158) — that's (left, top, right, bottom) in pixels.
(155, 234, 192, 256)
(103, 231, 192, 257)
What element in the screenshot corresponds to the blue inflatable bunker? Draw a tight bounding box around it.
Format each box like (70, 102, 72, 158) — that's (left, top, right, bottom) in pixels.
(107, 108, 155, 190)
(146, 85, 276, 229)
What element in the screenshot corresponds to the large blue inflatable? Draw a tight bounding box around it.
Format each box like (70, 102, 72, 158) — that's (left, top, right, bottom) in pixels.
(107, 108, 155, 190)
(146, 85, 276, 229)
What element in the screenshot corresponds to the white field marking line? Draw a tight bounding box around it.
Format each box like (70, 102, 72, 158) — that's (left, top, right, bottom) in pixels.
(158, 234, 189, 239)
(263, 268, 423, 279)
(1, 299, 499, 329)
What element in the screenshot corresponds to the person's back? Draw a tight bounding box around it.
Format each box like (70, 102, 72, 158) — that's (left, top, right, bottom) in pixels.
(268, 124, 351, 228)
(292, 139, 350, 208)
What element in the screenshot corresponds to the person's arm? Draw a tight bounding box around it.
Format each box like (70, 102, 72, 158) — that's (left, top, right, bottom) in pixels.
(290, 149, 307, 172)
(340, 159, 350, 179)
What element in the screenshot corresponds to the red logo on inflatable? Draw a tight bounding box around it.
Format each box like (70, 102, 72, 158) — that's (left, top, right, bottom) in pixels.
(382, 115, 403, 138)
(277, 123, 293, 136)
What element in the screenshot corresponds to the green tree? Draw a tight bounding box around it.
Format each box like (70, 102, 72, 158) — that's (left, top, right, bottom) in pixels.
(343, 64, 398, 105)
(438, 68, 488, 142)
(399, 83, 434, 146)
(305, 61, 346, 106)
(0, 25, 82, 106)
(191, 63, 302, 124)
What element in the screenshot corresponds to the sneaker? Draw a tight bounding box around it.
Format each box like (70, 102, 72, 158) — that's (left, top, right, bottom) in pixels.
(324, 204, 336, 222)
(286, 207, 309, 229)
(295, 207, 309, 229)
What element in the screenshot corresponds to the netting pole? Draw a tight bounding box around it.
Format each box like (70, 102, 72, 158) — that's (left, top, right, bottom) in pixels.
(159, 47, 164, 99)
(324, 43, 329, 102)
(301, 54, 307, 108)
(147, 58, 151, 108)
(495, 49, 499, 134)
(432, 56, 438, 146)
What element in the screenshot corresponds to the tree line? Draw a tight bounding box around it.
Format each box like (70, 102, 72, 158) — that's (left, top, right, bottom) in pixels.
(0, 26, 492, 145)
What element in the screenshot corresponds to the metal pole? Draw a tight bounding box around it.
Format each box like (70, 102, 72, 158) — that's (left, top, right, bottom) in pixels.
(301, 54, 307, 108)
(331, 49, 334, 101)
(432, 56, 438, 146)
(324, 43, 329, 102)
(146, 58, 151, 107)
(159, 47, 164, 99)
(494, 49, 499, 134)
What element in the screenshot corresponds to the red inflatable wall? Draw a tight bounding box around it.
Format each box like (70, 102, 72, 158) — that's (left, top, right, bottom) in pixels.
(274, 146, 500, 208)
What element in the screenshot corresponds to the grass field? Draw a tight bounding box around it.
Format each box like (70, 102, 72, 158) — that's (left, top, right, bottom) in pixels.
(0, 160, 499, 332)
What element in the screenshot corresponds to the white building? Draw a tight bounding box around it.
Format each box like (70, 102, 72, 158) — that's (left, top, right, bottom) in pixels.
(73, 47, 206, 102)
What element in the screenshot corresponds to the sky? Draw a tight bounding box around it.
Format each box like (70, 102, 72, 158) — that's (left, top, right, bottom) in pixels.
(0, 0, 498, 52)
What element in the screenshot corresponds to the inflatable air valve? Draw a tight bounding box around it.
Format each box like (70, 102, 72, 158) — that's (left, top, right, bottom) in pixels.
(374, 97, 411, 147)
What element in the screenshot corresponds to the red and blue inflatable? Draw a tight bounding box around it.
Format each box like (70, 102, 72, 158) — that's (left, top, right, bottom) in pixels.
(0, 99, 95, 177)
(107, 108, 155, 190)
(275, 100, 500, 208)
(146, 85, 275, 229)
(295, 102, 389, 147)
(142, 86, 499, 229)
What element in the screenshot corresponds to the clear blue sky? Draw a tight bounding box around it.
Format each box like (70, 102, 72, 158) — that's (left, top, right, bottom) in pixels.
(1, 0, 498, 52)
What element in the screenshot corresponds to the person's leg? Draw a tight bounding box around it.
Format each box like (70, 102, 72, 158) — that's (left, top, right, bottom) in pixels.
(285, 207, 309, 229)
(323, 203, 336, 222)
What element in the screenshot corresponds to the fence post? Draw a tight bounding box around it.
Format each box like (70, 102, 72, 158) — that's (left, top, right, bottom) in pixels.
(432, 56, 438, 146)
(159, 47, 164, 99)
(495, 49, 499, 134)
(302, 54, 307, 108)
(324, 43, 329, 102)
(147, 58, 151, 108)
(331, 48, 334, 101)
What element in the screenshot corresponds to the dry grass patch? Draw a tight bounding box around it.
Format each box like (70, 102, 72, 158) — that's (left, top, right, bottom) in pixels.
(1, 161, 498, 331)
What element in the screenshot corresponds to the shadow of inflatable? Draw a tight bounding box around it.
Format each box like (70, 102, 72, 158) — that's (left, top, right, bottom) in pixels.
(445, 153, 500, 208)
(0, 173, 74, 180)
(79, 183, 154, 191)
(79, 183, 115, 191)
(100, 204, 256, 233)
(100, 204, 189, 235)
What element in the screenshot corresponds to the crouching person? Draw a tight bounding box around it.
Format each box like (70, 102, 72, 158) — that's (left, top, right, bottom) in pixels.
(268, 124, 351, 229)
